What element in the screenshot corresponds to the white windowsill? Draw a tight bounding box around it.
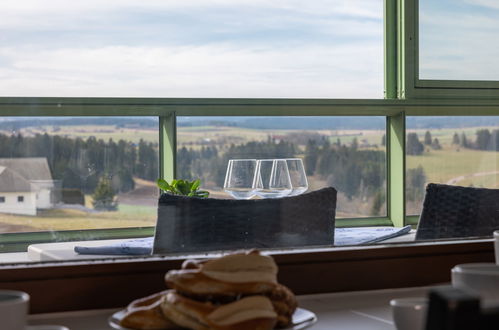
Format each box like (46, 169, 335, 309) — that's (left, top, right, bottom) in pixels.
(0, 231, 417, 264)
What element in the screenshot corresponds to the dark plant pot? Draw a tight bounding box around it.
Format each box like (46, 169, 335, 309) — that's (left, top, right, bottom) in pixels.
(152, 187, 337, 254)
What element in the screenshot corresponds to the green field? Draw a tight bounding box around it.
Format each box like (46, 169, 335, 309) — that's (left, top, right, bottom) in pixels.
(408, 147, 499, 188)
(0, 206, 156, 232)
(2, 124, 499, 233)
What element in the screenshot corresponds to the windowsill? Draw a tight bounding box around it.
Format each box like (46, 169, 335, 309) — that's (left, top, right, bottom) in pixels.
(0, 230, 418, 263)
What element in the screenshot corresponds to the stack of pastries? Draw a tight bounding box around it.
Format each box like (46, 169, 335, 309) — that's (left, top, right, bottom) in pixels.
(120, 250, 298, 330)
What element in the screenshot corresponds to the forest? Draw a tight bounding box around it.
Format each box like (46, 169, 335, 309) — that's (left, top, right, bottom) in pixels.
(0, 132, 158, 194)
(4, 127, 496, 215)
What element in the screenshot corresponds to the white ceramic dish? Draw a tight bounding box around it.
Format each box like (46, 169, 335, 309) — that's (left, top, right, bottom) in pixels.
(0, 290, 30, 330)
(451, 262, 499, 308)
(390, 297, 428, 330)
(109, 307, 317, 330)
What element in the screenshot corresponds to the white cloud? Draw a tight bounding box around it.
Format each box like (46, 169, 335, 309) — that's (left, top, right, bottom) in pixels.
(0, 0, 383, 98)
(0, 42, 382, 98)
(462, 0, 499, 10)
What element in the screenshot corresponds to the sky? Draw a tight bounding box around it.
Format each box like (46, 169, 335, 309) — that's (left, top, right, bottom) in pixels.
(419, 0, 499, 80)
(0, 0, 384, 98)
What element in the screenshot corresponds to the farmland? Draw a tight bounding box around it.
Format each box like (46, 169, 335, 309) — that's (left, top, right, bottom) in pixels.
(2, 121, 499, 233)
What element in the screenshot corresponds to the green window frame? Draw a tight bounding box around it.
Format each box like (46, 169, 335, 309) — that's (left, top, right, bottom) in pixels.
(2, 0, 499, 253)
(399, 0, 499, 99)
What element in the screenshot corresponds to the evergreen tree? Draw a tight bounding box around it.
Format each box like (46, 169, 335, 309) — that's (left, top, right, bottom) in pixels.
(491, 129, 499, 151)
(92, 177, 118, 211)
(351, 138, 358, 150)
(304, 140, 319, 175)
(406, 165, 427, 202)
(461, 132, 469, 148)
(452, 132, 460, 145)
(424, 131, 432, 145)
(371, 190, 385, 216)
(475, 129, 491, 150)
(406, 133, 424, 155)
(431, 138, 442, 150)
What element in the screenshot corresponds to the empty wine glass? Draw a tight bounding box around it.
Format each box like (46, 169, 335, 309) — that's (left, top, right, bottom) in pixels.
(286, 158, 308, 196)
(223, 159, 257, 199)
(254, 159, 292, 198)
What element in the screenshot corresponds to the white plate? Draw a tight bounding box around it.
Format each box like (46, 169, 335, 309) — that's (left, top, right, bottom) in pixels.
(109, 307, 317, 330)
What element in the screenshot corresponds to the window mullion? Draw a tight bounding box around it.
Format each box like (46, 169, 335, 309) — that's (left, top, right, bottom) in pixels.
(159, 113, 177, 182)
(387, 112, 406, 227)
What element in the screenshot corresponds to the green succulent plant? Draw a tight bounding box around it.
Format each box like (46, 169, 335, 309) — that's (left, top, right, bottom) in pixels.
(156, 178, 209, 198)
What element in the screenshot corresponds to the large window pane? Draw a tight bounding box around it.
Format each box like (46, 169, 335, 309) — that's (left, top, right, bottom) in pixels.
(177, 116, 386, 218)
(406, 116, 499, 215)
(0, 117, 159, 234)
(419, 0, 499, 80)
(0, 1, 383, 98)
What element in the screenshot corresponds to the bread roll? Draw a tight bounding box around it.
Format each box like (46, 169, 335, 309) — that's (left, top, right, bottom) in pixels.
(267, 284, 298, 328)
(165, 251, 278, 297)
(160, 292, 277, 330)
(119, 290, 177, 330)
(206, 295, 277, 330)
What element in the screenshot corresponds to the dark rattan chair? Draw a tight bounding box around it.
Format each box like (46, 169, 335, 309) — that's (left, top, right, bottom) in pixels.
(415, 183, 499, 240)
(152, 187, 336, 254)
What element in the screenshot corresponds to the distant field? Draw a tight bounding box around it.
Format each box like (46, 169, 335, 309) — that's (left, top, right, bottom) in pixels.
(408, 147, 499, 188)
(177, 126, 386, 148)
(407, 127, 499, 188)
(7, 125, 159, 144)
(0, 207, 156, 232)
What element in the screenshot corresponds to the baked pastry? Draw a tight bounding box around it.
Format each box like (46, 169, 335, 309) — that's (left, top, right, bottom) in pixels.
(161, 291, 277, 330)
(266, 284, 298, 328)
(165, 250, 278, 298)
(119, 290, 177, 330)
(121, 250, 298, 329)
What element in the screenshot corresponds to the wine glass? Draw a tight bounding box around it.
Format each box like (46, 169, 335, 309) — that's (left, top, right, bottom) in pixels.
(285, 158, 308, 196)
(254, 159, 292, 198)
(223, 159, 257, 199)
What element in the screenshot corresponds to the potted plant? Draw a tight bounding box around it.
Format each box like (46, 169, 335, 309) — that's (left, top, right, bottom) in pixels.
(156, 178, 209, 198)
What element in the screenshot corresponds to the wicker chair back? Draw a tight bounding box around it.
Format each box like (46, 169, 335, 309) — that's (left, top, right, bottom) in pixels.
(416, 183, 499, 240)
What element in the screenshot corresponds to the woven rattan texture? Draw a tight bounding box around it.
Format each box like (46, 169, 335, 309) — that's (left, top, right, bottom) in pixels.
(153, 187, 336, 253)
(416, 183, 499, 240)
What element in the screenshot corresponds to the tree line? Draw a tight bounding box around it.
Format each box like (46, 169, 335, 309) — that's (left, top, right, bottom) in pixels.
(2, 131, 434, 215)
(462, 129, 499, 151)
(0, 132, 158, 194)
(176, 136, 389, 215)
(405, 129, 499, 155)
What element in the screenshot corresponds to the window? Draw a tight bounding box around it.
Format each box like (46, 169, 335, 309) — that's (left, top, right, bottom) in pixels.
(400, 0, 499, 98)
(0, 1, 383, 99)
(0, 0, 498, 262)
(0, 116, 158, 235)
(406, 116, 499, 215)
(0, 197, 4, 203)
(178, 116, 387, 219)
(2, 2, 499, 317)
(419, 0, 499, 81)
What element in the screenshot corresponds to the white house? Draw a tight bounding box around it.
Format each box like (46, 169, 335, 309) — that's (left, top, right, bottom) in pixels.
(0, 158, 56, 216)
(0, 166, 37, 215)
